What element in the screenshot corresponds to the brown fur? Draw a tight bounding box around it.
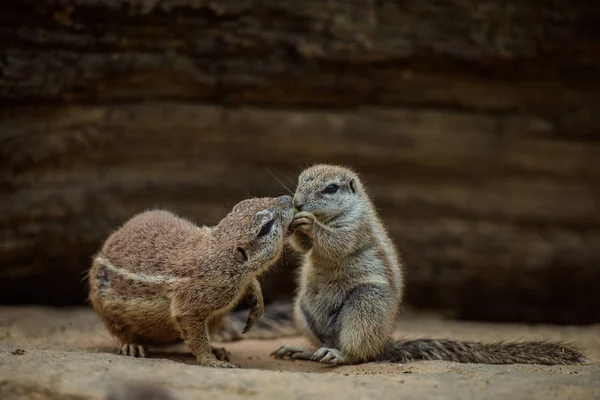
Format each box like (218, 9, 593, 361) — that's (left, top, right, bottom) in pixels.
(270, 164, 587, 366)
(88, 196, 294, 368)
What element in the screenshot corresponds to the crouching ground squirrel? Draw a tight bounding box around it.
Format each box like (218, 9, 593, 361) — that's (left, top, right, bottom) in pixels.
(268, 164, 586, 365)
(88, 195, 294, 368)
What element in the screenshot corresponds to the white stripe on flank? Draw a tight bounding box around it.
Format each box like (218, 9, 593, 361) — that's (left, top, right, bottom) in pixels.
(95, 256, 190, 284)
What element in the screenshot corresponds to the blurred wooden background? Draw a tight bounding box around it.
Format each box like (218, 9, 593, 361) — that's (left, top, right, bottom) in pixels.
(1, 0, 599, 324)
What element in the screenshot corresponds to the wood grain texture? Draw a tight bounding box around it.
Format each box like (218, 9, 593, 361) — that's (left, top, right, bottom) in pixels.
(1, 0, 599, 323)
(2, 104, 599, 323)
(1, 0, 599, 128)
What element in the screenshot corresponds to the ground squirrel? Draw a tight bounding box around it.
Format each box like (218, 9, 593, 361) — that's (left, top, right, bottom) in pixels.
(268, 164, 586, 365)
(88, 195, 294, 368)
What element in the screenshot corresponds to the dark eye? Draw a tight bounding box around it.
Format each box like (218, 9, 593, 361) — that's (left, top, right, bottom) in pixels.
(258, 219, 275, 237)
(322, 184, 339, 194)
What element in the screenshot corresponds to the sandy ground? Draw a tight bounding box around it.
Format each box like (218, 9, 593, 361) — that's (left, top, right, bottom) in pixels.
(0, 306, 599, 399)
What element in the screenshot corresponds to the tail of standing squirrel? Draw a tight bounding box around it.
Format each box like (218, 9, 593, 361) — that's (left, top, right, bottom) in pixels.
(218, 303, 586, 365)
(381, 338, 585, 365)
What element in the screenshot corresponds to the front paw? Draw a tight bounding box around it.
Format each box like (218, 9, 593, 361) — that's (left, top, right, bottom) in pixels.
(243, 298, 264, 334)
(291, 212, 315, 235)
(242, 283, 264, 334)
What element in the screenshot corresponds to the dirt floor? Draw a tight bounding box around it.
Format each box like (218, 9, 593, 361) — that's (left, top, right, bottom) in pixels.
(0, 306, 598, 399)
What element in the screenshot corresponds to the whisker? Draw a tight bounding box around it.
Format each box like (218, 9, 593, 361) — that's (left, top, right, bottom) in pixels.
(80, 268, 91, 283)
(265, 168, 294, 195)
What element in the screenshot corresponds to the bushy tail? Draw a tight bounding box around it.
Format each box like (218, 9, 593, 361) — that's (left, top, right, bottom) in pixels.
(381, 339, 587, 365)
(212, 302, 298, 342)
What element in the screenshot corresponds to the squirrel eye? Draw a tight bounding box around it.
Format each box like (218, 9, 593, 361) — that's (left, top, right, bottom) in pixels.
(258, 219, 275, 237)
(322, 184, 339, 194)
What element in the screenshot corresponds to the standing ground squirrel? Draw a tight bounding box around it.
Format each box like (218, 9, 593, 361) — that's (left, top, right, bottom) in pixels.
(269, 164, 587, 365)
(88, 195, 294, 368)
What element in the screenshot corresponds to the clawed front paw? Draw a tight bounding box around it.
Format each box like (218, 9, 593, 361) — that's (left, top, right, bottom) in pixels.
(243, 293, 264, 334)
(291, 212, 316, 234)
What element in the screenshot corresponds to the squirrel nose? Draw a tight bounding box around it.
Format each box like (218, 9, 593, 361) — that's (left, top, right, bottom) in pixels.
(278, 195, 292, 205)
(292, 197, 304, 210)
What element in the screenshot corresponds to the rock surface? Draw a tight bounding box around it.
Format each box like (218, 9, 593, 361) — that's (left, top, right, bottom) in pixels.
(1, 306, 599, 399)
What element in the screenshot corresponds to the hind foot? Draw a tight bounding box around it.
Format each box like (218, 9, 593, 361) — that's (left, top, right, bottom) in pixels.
(270, 345, 315, 361)
(197, 355, 238, 368)
(311, 347, 348, 365)
(202, 360, 238, 368)
(212, 346, 231, 362)
(119, 343, 148, 358)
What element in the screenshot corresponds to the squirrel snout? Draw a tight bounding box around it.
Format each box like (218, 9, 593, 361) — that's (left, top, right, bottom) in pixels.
(278, 195, 293, 206)
(292, 197, 304, 211)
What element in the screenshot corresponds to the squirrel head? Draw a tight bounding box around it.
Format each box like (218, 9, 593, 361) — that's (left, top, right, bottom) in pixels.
(292, 164, 368, 223)
(213, 195, 294, 275)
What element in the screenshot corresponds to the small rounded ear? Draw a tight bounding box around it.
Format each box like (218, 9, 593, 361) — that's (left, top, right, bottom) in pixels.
(235, 247, 249, 263)
(349, 179, 357, 194)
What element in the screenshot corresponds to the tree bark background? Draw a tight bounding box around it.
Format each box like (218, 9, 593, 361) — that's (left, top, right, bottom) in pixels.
(1, 0, 599, 323)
